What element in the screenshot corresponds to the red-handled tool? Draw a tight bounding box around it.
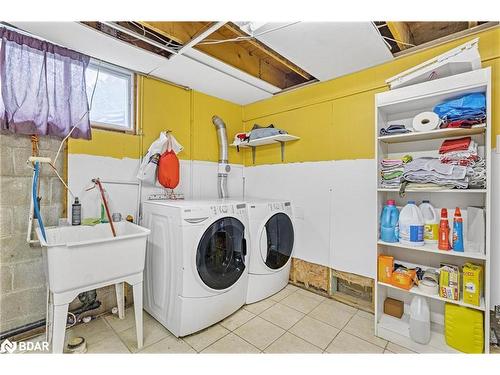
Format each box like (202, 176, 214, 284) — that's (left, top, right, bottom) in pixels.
(91, 178, 116, 237)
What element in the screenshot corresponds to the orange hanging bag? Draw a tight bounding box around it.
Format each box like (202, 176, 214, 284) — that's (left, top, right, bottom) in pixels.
(157, 136, 180, 189)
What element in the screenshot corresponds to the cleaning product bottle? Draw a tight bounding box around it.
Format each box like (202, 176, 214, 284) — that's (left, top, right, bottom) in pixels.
(71, 197, 81, 226)
(419, 200, 438, 244)
(409, 295, 431, 345)
(99, 188, 110, 223)
(438, 208, 451, 251)
(452, 207, 464, 252)
(399, 201, 424, 246)
(380, 200, 399, 243)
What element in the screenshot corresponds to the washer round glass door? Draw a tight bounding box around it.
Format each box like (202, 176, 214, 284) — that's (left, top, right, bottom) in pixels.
(261, 213, 294, 270)
(196, 217, 247, 290)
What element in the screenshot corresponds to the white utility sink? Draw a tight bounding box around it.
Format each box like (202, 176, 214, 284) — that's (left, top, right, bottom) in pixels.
(36, 221, 150, 353)
(38, 222, 150, 293)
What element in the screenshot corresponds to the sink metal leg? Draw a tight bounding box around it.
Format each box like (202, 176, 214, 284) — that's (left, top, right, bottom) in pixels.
(51, 303, 69, 354)
(115, 282, 125, 319)
(132, 282, 143, 349)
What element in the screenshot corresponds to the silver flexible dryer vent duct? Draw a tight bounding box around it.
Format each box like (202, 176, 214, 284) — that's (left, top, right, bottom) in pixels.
(212, 115, 231, 198)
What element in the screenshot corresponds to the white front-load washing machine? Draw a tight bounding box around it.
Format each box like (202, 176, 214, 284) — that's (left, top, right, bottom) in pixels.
(142, 199, 249, 337)
(245, 198, 295, 304)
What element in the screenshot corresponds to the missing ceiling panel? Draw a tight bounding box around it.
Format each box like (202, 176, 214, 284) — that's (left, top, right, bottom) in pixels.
(374, 22, 401, 53)
(141, 21, 316, 90)
(81, 21, 180, 59)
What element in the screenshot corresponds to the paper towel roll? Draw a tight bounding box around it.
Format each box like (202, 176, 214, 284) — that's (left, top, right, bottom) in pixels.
(412, 112, 440, 132)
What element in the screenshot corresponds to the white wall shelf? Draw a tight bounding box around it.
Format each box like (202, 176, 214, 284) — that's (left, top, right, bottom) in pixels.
(378, 124, 486, 143)
(377, 313, 458, 353)
(377, 188, 487, 194)
(378, 240, 486, 260)
(374, 67, 492, 354)
(378, 282, 486, 311)
(231, 134, 300, 164)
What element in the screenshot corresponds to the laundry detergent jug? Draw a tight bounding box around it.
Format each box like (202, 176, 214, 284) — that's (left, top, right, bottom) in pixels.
(399, 201, 424, 246)
(409, 295, 431, 345)
(380, 200, 399, 243)
(419, 200, 438, 244)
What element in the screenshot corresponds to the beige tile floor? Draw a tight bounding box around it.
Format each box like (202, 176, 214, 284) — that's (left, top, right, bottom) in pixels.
(31, 284, 419, 354)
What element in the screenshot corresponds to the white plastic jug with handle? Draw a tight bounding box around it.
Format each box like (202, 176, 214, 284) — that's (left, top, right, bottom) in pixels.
(419, 200, 439, 244)
(409, 295, 431, 344)
(399, 201, 425, 246)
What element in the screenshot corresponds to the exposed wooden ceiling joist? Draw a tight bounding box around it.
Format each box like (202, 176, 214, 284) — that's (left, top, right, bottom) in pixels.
(386, 21, 490, 53)
(140, 21, 314, 89)
(387, 21, 414, 51)
(405, 22, 471, 45)
(223, 22, 312, 80)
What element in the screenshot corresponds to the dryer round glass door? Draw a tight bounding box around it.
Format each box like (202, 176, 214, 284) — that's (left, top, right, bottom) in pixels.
(261, 213, 294, 270)
(196, 217, 247, 290)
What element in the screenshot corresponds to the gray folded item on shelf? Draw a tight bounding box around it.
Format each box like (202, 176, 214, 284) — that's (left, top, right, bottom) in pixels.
(249, 124, 287, 141)
(404, 157, 460, 176)
(402, 157, 469, 189)
(467, 157, 487, 189)
(380, 180, 401, 188)
(379, 124, 411, 136)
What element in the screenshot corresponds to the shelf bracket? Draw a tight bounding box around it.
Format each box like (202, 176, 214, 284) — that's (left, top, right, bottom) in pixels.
(251, 146, 256, 165)
(278, 141, 285, 162)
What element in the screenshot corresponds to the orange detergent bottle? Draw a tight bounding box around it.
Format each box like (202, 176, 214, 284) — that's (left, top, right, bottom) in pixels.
(438, 208, 451, 251)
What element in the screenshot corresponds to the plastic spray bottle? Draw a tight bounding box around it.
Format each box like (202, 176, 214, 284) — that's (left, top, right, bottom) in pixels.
(438, 208, 451, 251)
(99, 188, 110, 223)
(452, 207, 464, 252)
(71, 197, 81, 226)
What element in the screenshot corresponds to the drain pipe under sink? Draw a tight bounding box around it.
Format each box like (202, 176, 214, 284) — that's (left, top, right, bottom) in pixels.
(212, 115, 231, 199)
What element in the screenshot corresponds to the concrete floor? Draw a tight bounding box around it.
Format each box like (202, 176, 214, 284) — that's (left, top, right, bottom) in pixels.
(22, 284, 417, 354)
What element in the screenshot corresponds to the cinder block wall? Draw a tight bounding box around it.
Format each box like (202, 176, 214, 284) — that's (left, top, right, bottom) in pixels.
(0, 133, 62, 332)
(0, 133, 131, 336)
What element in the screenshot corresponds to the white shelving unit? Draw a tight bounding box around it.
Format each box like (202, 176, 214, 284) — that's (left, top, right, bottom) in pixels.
(230, 134, 300, 163)
(374, 68, 492, 353)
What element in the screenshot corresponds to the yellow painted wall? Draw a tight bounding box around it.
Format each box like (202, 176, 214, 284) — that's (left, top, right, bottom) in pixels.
(244, 102, 333, 164)
(69, 76, 244, 165)
(191, 91, 243, 164)
(243, 26, 500, 165)
(70, 27, 499, 167)
(68, 129, 140, 159)
(140, 76, 192, 160)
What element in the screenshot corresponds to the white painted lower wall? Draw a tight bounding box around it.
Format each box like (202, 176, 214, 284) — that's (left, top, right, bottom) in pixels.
(67, 154, 244, 224)
(243, 159, 376, 278)
(68, 152, 500, 306)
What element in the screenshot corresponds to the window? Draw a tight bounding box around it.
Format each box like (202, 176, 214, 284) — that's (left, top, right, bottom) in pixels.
(85, 60, 134, 132)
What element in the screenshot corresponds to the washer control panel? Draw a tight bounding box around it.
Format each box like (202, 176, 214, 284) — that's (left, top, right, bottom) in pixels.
(209, 203, 247, 216)
(268, 202, 290, 211)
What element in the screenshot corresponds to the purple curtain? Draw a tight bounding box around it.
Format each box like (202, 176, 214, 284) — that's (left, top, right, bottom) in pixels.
(0, 27, 92, 139)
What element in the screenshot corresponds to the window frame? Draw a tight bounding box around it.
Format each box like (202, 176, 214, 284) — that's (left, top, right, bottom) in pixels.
(86, 59, 136, 133)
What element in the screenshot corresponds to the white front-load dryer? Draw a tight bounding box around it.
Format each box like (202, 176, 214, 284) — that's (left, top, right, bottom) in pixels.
(142, 199, 249, 337)
(245, 198, 295, 304)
